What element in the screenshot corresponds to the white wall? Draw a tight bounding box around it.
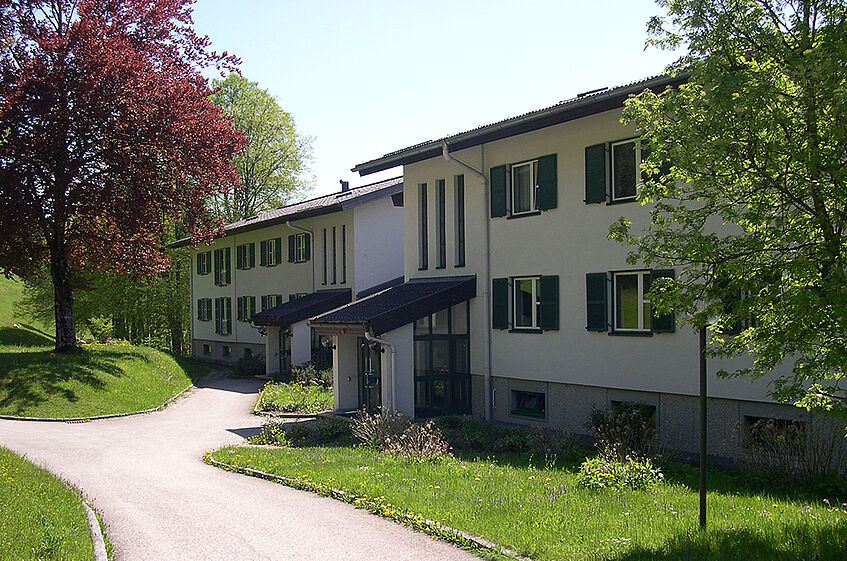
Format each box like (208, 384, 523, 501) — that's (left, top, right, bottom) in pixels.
(291, 320, 311, 366)
(353, 195, 405, 294)
(333, 335, 360, 412)
(380, 324, 414, 416)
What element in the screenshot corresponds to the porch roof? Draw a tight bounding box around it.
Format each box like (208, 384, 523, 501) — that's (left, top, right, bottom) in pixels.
(251, 289, 351, 327)
(309, 275, 476, 336)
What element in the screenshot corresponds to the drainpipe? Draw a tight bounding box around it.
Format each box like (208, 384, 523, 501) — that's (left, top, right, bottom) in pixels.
(285, 221, 315, 293)
(441, 142, 492, 421)
(364, 331, 396, 414)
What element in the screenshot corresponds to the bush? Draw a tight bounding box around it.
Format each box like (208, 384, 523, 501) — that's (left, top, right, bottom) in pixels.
(248, 421, 289, 446)
(738, 416, 847, 481)
(259, 381, 333, 413)
(292, 364, 332, 388)
(434, 415, 580, 458)
(235, 353, 264, 377)
(86, 316, 113, 343)
(249, 417, 352, 446)
(576, 455, 664, 490)
(384, 420, 451, 461)
(351, 409, 411, 449)
(587, 402, 657, 461)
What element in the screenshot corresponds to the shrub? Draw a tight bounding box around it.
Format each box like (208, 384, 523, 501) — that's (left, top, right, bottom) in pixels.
(259, 381, 333, 413)
(235, 353, 264, 377)
(248, 421, 289, 446)
(587, 402, 657, 461)
(434, 415, 580, 458)
(576, 455, 664, 490)
(351, 409, 411, 449)
(87, 316, 113, 343)
(738, 416, 847, 481)
(292, 364, 332, 388)
(287, 417, 352, 445)
(385, 420, 451, 461)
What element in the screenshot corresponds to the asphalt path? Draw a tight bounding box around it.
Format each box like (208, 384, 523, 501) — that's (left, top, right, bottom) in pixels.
(0, 374, 478, 560)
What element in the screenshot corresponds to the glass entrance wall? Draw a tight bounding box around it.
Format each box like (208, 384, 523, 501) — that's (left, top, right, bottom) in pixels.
(414, 301, 471, 417)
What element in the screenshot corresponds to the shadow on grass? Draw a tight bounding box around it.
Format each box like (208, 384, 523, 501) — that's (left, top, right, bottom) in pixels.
(0, 347, 125, 415)
(0, 326, 53, 347)
(611, 521, 847, 561)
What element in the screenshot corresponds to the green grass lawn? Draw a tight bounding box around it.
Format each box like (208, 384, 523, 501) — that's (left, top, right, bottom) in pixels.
(0, 339, 208, 418)
(256, 381, 333, 414)
(0, 448, 95, 561)
(210, 444, 847, 561)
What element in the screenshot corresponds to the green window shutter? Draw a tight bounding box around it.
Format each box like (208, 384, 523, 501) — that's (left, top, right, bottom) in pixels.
(214, 298, 222, 334)
(490, 165, 507, 218)
(196, 299, 202, 320)
(259, 241, 267, 266)
(196, 253, 202, 274)
(287, 235, 295, 263)
(249, 296, 256, 318)
(261, 295, 268, 311)
(537, 154, 558, 211)
(213, 249, 219, 284)
(225, 298, 232, 335)
(303, 234, 311, 261)
(492, 277, 509, 330)
(586, 273, 608, 331)
(224, 247, 231, 285)
(650, 269, 676, 333)
(539, 275, 559, 331)
(235, 246, 242, 270)
(249, 243, 255, 268)
(585, 143, 607, 204)
(274, 237, 282, 265)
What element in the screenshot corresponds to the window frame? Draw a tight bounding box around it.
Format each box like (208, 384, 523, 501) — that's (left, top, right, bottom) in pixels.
(236, 243, 255, 270)
(418, 183, 428, 270)
(454, 175, 465, 267)
(202, 343, 212, 355)
(610, 138, 642, 203)
(510, 389, 546, 419)
(512, 276, 542, 330)
(436, 179, 446, 269)
(293, 233, 309, 263)
(213, 247, 230, 286)
(612, 270, 652, 332)
(510, 159, 539, 216)
(197, 251, 212, 275)
(321, 228, 327, 285)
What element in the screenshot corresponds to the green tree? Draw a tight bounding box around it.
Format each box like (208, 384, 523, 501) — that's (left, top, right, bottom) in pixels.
(611, 0, 847, 415)
(210, 74, 313, 222)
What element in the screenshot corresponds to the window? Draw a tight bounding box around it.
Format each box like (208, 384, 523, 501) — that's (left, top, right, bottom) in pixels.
(341, 224, 347, 283)
(418, 183, 428, 269)
(511, 160, 539, 215)
(260, 238, 282, 267)
(331, 227, 337, 283)
(214, 297, 232, 335)
(196, 298, 212, 321)
(196, 251, 212, 275)
(290, 232, 309, 263)
(744, 416, 806, 455)
(202, 344, 212, 355)
(455, 175, 465, 267)
(436, 179, 446, 269)
(611, 139, 642, 202)
(236, 296, 256, 322)
(213, 247, 231, 286)
(244, 348, 253, 359)
(613, 271, 651, 331)
(513, 277, 541, 329)
(511, 390, 546, 419)
(222, 345, 231, 358)
(261, 294, 282, 311)
(321, 228, 327, 285)
(311, 328, 332, 371)
(288, 293, 306, 301)
(235, 243, 255, 270)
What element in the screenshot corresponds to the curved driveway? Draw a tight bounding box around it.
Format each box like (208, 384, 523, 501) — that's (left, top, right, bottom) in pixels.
(0, 375, 477, 561)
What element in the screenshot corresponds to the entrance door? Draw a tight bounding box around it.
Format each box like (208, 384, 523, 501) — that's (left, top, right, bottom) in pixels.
(357, 337, 382, 411)
(278, 329, 292, 379)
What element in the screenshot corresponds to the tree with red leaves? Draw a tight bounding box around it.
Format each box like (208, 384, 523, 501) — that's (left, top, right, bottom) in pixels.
(0, 0, 245, 351)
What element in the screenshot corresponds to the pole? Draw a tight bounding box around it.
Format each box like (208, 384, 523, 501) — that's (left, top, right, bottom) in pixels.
(699, 324, 707, 528)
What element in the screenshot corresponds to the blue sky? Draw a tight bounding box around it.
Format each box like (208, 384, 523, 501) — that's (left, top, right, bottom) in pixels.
(192, 0, 681, 196)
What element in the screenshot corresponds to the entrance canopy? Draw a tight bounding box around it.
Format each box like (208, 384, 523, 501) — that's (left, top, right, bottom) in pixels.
(309, 275, 476, 336)
(251, 289, 351, 327)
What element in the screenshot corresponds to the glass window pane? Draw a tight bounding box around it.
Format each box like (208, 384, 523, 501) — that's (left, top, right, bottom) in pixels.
(452, 339, 469, 374)
(432, 380, 446, 407)
(451, 302, 469, 335)
(513, 163, 533, 213)
(414, 316, 429, 336)
(432, 309, 449, 335)
(615, 274, 639, 329)
(613, 141, 637, 199)
(415, 340, 429, 375)
(431, 340, 449, 374)
(415, 380, 429, 407)
(514, 278, 536, 328)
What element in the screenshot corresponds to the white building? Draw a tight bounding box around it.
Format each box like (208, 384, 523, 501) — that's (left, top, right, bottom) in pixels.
(177, 177, 404, 376)
(310, 75, 812, 461)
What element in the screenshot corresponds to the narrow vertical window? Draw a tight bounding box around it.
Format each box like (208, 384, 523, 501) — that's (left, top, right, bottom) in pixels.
(613, 271, 651, 331)
(322, 228, 327, 285)
(454, 175, 465, 267)
(611, 139, 641, 202)
(331, 226, 337, 284)
(341, 224, 347, 283)
(419, 183, 428, 270)
(436, 179, 446, 269)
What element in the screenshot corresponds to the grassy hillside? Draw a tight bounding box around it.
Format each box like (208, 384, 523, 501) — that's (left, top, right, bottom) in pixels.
(0, 275, 26, 327)
(0, 448, 96, 561)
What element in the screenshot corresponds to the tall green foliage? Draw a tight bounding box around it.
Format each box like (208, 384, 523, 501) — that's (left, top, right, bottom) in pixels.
(610, 0, 847, 414)
(209, 74, 313, 222)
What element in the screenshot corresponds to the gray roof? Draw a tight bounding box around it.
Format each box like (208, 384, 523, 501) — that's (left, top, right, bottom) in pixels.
(172, 176, 402, 247)
(352, 74, 686, 176)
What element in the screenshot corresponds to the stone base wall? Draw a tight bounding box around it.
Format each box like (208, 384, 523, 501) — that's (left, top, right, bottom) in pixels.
(191, 339, 266, 368)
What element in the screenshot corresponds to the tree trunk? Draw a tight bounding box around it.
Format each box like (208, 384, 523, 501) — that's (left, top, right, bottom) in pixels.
(49, 239, 77, 352)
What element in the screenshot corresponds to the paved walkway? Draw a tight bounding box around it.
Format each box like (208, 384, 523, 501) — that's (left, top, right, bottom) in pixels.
(0, 375, 477, 561)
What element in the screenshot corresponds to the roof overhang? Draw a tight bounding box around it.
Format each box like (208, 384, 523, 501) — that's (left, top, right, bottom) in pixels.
(351, 74, 687, 176)
(251, 289, 352, 327)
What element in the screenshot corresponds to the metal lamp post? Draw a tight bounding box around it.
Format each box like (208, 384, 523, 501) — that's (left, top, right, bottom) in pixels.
(699, 324, 708, 528)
